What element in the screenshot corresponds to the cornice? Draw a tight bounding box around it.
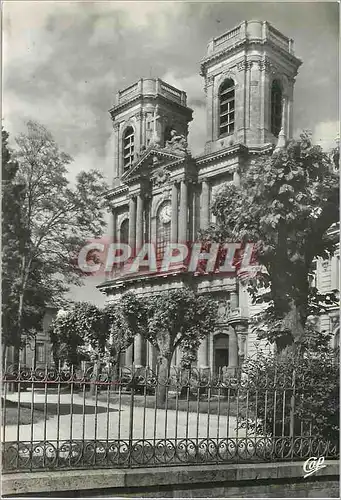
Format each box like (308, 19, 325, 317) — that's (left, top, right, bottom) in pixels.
(105, 185, 129, 199)
(121, 147, 189, 184)
(248, 143, 274, 155)
(109, 93, 194, 120)
(200, 39, 301, 76)
(195, 143, 247, 165)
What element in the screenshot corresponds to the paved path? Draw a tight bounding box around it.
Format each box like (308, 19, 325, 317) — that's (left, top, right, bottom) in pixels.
(3, 392, 244, 443)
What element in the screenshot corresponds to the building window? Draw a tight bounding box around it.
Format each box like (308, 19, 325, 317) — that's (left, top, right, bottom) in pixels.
(120, 219, 129, 244)
(219, 79, 235, 137)
(271, 80, 282, 137)
(36, 342, 45, 363)
(123, 127, 135, 170)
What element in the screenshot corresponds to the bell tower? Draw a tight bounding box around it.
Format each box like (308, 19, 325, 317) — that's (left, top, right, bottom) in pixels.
(200, 20, 302, 153)
(109, 78, 193, 185)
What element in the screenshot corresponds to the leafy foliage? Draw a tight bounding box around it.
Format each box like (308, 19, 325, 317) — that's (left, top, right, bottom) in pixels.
(120, 288, 218, 365)
(3, 121, 109, 361)
(2, 129, 54, 355)
(120, 288, 218, 402)
(240, 349, 339, 446)
(49, 302, 135, 369)
(203, 132, 339, 350)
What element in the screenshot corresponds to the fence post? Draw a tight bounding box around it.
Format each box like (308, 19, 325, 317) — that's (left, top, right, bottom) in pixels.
(128, 369, 134, 467)
(289, 367, 296, 440)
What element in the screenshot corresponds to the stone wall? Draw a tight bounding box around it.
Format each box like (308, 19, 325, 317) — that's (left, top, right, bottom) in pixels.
(3, 461, 339, 498)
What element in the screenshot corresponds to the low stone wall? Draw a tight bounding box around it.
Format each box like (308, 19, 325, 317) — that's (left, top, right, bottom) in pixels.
(3, 461, 339, 498)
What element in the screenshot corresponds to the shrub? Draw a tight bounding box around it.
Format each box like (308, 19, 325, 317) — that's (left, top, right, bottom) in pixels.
(239, 350, 339, 448)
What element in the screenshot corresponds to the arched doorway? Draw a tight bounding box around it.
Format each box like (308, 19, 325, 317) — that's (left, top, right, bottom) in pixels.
(213, 333, 229, 373)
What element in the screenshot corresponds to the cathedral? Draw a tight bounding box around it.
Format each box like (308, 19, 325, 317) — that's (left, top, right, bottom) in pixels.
(97, 20, 339, 372)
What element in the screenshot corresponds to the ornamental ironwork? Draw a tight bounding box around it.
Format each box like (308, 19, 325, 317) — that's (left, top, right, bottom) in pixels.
(2, 362, 338, 473)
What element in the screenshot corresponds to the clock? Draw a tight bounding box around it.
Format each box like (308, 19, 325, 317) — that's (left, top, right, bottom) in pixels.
(159, 204, 172, 224)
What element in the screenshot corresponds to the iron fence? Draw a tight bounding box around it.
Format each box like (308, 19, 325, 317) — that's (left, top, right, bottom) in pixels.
(1, 363, 339, 473)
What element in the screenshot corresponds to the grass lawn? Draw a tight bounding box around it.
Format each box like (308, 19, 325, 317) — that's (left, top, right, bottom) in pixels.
(2, 399, 45, 425)
(2, 397, 118, 426)
(97, 392, 246, 417)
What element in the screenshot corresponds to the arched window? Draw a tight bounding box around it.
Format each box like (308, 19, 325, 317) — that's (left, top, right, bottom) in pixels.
(219, 79, 235, 137)
(123, 127, 135, 170)
(120, 219, 129, 244)
(271, 80, 282, 137)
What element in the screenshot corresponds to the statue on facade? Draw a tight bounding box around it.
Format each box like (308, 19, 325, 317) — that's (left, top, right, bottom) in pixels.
(165, 128, 188, 152)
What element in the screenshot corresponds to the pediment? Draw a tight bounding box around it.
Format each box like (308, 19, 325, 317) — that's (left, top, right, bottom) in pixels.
(121, 145, 187, 183)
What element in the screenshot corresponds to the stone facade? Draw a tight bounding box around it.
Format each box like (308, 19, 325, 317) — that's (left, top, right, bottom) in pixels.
(6, 307, 57, 368)
(98, 20, 338, 372)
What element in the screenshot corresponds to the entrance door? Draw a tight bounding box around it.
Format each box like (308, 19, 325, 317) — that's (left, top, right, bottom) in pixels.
(215, 349, 229, 373)
(213, 333, 229, 373)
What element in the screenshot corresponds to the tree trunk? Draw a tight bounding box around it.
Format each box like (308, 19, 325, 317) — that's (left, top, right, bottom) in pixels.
(276, 300, 305, 355)
(14, 254, 31, 370)
(112, 356, 120, 386)
(157, 355, 171, 406)
(2, 344, 8, 372)
(90, 358, 100, 397)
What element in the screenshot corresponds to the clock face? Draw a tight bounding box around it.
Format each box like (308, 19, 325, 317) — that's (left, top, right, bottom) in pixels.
(159, 204, 172, 224)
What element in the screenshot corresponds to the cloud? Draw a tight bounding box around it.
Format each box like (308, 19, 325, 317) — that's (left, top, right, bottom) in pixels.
(3, 1, 338, 304)
(161, 71, 206, 155)
(312, 121, 339, 151)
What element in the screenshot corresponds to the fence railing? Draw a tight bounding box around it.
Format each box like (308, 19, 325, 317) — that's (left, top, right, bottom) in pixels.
(1, 363, 339, 473)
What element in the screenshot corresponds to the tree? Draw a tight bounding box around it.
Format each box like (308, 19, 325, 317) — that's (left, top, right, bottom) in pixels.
(2, 130, 51, 365)
(6, 121, 109, 365)
(120, 288, 218, 403)
(49, 303, 104, 367)
(202, 133, 339, 353)
(2, 128, 27, 362)
(50, 302, 135, 378)
(103, 303, 137, 379)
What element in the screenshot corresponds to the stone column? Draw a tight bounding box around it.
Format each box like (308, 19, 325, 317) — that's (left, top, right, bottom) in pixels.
(128, 196, 136, 254)
(205, 76, 214, 143)
(230, 291, 239, 310)
(134, 334, 143, 367)
(106, 210, 117, 280)
(113, 123, 120, 178)
(259, 63, 265, 143)
(228, 329, 239, 369)
(106, 209, 117, 244)
(125, 344, 133, 367)
(282, 95, 288, 137)
(142, 112, 147, 148)
(171, 182, 178, 242)
(288, 82, 295, 139)
(136, 193, 144, 252)
(192, 186, 198, 239)
(209, 332, 214, 373)
(178, 180, 188, 242)
(201, 179, 210, 230)
(198, 336, 209, 369)
(147, 342, 156, 370)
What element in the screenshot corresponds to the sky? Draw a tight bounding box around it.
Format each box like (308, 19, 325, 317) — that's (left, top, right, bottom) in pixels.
(2, 0, 339, 305)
